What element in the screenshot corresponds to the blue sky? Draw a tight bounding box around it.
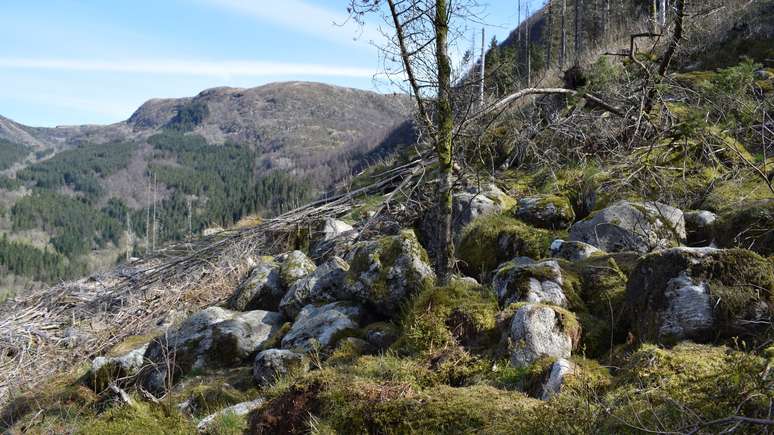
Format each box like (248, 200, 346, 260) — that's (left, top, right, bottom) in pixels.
(0, 0, 542, 127)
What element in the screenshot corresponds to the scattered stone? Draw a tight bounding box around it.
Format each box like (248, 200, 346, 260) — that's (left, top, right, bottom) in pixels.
(196, 398, 265, 433)
(540, 358, 575, 400)
(626, 247, 774, 343)
(88, 344, 148, 391)
(569, 200, 685, 253)
(509, 304, 578, 367)
(279, 251, 317, 289)
(227, 257, 283, 311)
(310, 218, 359, 260)
(549, 239, 602, 261)
(140, 307, 283, 394)
(253, 349, 308, 387)
(363, 322, 401, 351)
(515, 195, 575, 230)
(279, 256, 350, 320)
(684, 210, 717, 247)
(281, 302, 362, 352)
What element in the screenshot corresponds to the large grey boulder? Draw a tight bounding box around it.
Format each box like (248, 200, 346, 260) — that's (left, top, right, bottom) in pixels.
(540, 358, 575, 400)
(625, 247, 774, 344)
(88, 344, 148, 391)
(279, 251, 317, 289)
(515, 195, 575, 230)
(684, 210, 717, 247)
(509, 304, 578, 367)
(493, 259, 569, 307)
(281, 302, 362, 352)
(344, 230, 435, 316)
(227, 257, 283, 311)
(549, 239, 602, 261)
(253, 349, 309, 387)
(140, 307, 283, 395)
(569, 200, 685, 253)
(279, 256, 350, 319)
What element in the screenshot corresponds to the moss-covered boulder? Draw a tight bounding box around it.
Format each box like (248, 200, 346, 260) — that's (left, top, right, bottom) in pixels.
(625, 247, 774, 344)
(507, 303, 581, 367)
(713, 199, 774, 256)
(514, 194, 575, 230)
(252, 349, 308, 387)
(549, 239, 603, 261)
(569, 200, 685, 253)
(344, 230, 435, 317)
(492, 259, 583, 309)
(278, 251, 316, 289)
(278, 256, 350, 319)
(683, 210, 717, 247)
(281, 302, 362, 353)
(457, 214, 558, 278)
(226, 256, 283, 312)
(139, 307, 284, 395)
(87, 344, 148, 392)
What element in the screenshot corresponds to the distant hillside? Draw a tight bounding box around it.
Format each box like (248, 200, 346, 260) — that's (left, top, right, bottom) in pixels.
(0, 82, 413, 297)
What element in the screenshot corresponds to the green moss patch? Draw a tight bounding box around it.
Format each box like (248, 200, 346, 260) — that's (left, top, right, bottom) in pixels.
(457, 214, 559, 278)
(713, 199, 774, 256)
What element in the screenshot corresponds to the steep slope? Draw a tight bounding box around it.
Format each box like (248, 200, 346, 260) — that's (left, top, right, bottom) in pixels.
(0, 82, 412, 297)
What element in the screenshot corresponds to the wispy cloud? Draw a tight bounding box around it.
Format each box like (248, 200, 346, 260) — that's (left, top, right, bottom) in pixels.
(200, 0, 382, 47)
(0, 58, 375, 78)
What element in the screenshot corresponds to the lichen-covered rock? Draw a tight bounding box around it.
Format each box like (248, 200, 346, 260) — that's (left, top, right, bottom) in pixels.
(684, 210, 717, 247)
(227, 257, 283, 311)
(344, 230, 435, 316)
(279, 256, 350, 319)
(253, 349, 308, 387)
(514, 195, 575, 230)
(279, 251, 317, 289)
(509, 304, 580, 367)
(281, 302, 362, 352)
(549, 239, 602, 261)
(540, 358, 575, 400)
(140, 307, 283, 394)
(457, 214, 557, 278)
(713, 199, 774, 256)
(493, 259, 576, 307)
(625, 247, 774, 344)
(569, 200, 685, 253)
(88, 344, 148, 392)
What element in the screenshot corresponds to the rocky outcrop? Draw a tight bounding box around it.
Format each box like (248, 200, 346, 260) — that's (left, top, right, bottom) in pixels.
(493, 259, 572, 307)
(514, 195, 575, 230)
(508, 304, 580, 367)
(569, 200, 685, 253)
(279, 257, 350, 320)
(549, 239, 602, 261)
(281, 302, 362, 352)
(625, 247, 774, 343)
(140, 307, 283, 394)
(88, 344, 148, 391)
(253, 349, 309, 387)
(309, 218, 358, 260)
(227, 257, 283, 311)
(344, 230, 435, 316)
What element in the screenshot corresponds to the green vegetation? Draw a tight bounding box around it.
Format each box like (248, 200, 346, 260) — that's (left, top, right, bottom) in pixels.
(0, 234, 77, 282)
(17, 141, 136, 201)
(165, 101, 210, 132)
(0, 138, 30, 170)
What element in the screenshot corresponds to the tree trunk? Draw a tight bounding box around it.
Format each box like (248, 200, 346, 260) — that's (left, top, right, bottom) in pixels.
(434, 0, 454, 285)
(574, 0, 582, 64)
(560, 0, 567, 67)
(546, 0, 553, 69)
